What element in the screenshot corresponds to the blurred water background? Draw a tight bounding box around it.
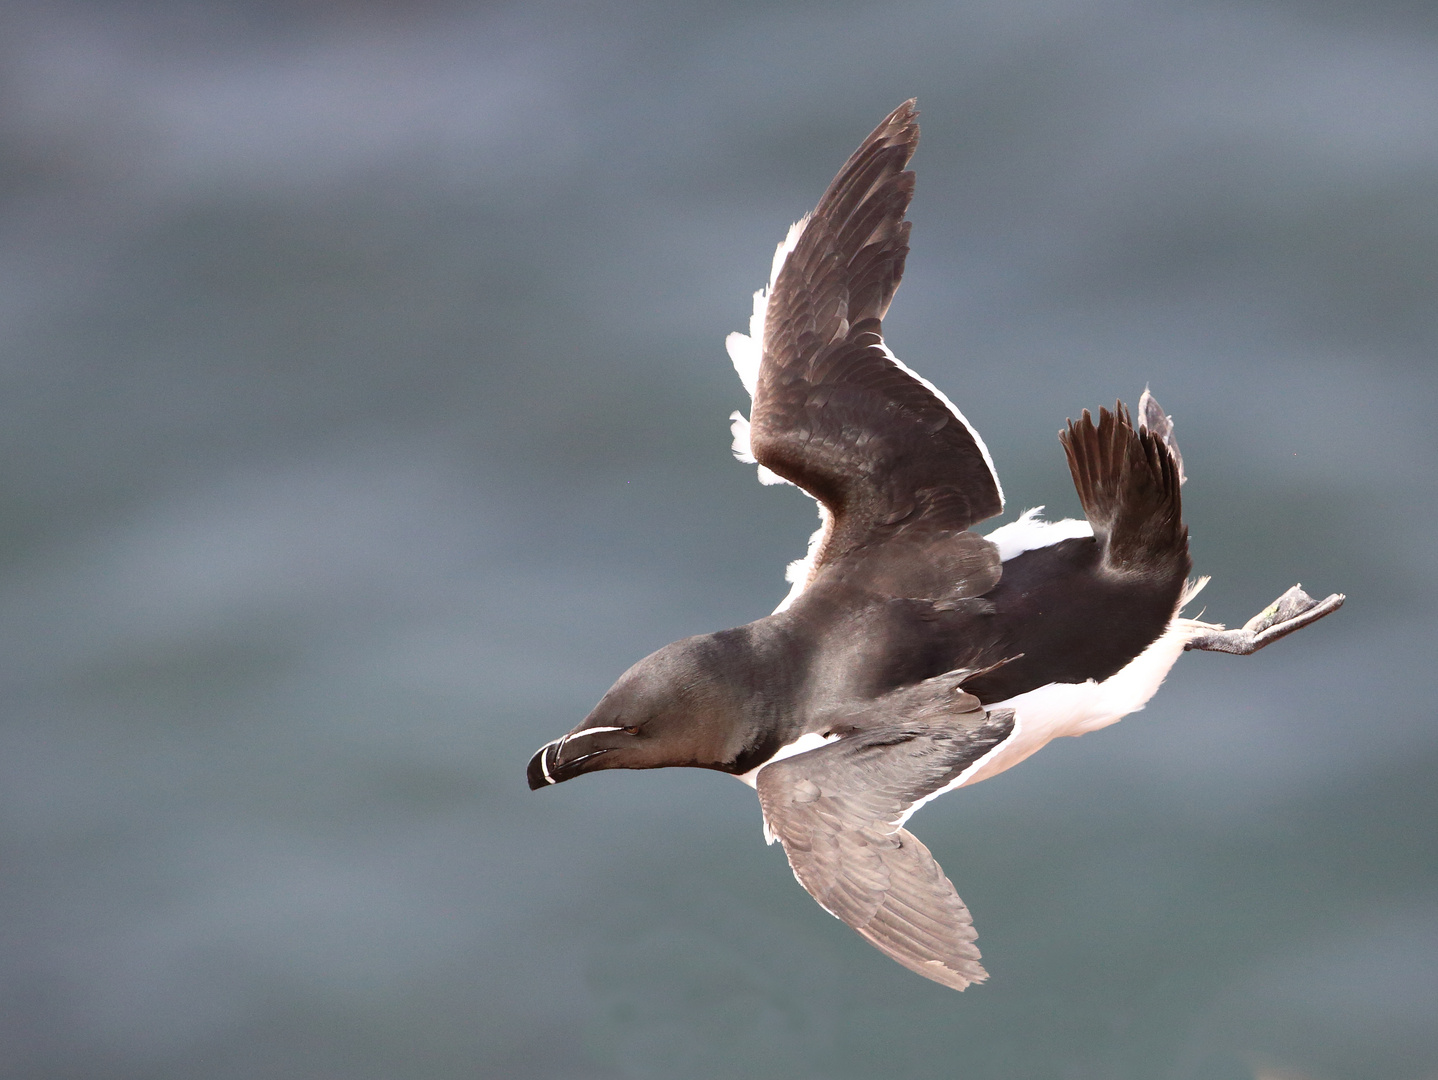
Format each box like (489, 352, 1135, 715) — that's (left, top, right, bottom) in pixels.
(0, 2, 1434, 1078)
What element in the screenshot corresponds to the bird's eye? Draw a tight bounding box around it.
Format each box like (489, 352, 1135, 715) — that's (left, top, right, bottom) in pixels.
(623, 726, 641, 735)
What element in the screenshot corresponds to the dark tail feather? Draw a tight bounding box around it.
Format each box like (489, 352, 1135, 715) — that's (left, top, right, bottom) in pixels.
(1060, 403, 1190, 578)
(1137, 387, 1186, 486)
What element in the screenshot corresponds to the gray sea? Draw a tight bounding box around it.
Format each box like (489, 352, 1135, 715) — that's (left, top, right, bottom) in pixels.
(0, 2, 1434, 1078)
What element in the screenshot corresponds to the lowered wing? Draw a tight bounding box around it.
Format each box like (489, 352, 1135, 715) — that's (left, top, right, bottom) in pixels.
(755, 671, 1015, 990)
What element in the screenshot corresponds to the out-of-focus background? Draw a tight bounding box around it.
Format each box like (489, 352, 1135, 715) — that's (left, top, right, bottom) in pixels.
(0, 2, 1433, 1078)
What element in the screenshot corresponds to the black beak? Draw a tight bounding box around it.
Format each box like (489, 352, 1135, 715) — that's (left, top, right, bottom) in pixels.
(526, 729, 623, 790)
(526, 745, 552, 790)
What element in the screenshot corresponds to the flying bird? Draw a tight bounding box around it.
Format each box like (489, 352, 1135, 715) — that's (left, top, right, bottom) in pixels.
(527, 100, 1343, 991)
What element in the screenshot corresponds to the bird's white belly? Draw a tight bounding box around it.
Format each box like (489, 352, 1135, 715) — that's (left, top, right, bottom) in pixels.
(956, 616, 1203, 789)
(894, 615, 1206, 828)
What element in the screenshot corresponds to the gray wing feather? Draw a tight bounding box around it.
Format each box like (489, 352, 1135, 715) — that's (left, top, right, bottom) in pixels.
(756, 680, 1014, 991)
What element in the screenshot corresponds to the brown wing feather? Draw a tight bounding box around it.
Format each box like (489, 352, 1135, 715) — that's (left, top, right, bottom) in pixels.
(748, 101, 1004, 577)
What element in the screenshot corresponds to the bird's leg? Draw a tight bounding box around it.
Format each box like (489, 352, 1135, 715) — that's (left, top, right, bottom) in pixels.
(1184, 585, 1345, 655)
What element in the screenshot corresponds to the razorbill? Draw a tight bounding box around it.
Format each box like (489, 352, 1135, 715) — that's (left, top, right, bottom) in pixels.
(526, 100, 1344, 990)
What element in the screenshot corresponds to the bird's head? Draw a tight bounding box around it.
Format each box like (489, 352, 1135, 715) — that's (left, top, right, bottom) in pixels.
(526, 631, 751, 790)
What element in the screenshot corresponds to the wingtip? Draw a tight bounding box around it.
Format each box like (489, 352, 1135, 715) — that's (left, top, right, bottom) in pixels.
(922, 958, 989, 992)
(885, 98, 920, 141)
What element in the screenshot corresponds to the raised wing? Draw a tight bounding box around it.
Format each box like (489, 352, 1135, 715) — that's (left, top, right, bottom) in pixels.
(728, 101, 1004, 607)
(755, 673, 1015, 990)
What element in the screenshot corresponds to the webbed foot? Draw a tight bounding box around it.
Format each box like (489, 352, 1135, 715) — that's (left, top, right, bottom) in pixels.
(1184, 584, 1345, 655)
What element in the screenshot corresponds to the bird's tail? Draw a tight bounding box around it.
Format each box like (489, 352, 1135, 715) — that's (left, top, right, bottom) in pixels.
(1060, 400, 1190, 580)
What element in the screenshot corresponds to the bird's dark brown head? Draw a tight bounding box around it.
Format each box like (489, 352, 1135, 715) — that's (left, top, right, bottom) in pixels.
(527, 631, 752, 790)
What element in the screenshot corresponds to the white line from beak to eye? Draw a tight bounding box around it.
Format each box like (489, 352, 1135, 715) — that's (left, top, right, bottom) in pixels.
(541, 726, 627, 786)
